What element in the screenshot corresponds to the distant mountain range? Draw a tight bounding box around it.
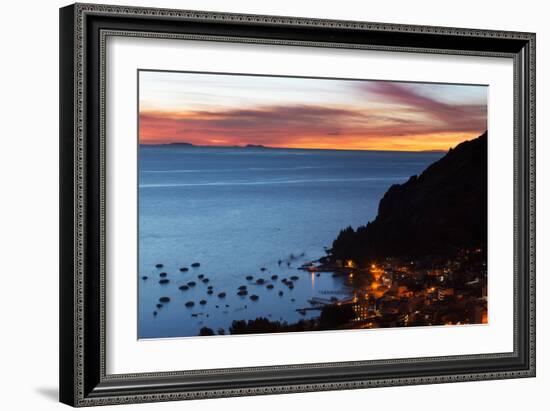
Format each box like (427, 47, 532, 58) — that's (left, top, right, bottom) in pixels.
(330, 131, 488, 261)
(140, 142, 447, 153)
(141, 142, 268, 149)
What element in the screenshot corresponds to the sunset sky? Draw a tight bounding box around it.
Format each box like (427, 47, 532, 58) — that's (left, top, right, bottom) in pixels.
(139, 71, 487, 152)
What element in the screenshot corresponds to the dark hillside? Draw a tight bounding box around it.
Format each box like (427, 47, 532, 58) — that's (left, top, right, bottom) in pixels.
(331, 132, 487, 262)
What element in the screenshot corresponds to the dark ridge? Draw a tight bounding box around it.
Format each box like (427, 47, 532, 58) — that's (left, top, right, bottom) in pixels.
(331, 131, 487, 262)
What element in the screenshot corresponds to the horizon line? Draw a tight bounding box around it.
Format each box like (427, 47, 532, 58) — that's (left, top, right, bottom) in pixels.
(138, 142, 449, 154)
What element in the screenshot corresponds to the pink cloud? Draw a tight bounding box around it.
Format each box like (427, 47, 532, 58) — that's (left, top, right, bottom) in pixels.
(362, 82, 486, 133)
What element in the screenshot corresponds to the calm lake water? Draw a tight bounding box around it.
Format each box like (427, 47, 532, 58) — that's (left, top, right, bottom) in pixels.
(138, 146, 442, 338)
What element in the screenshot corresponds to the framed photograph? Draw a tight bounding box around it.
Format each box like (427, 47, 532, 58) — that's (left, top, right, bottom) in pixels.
(59, 3, 535, 406)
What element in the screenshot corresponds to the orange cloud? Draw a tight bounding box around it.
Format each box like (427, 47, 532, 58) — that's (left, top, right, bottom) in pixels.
(139, 102, 486, 151)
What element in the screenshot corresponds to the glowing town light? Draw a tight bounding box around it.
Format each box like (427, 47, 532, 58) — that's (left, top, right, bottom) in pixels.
(345, 260, 356, 268)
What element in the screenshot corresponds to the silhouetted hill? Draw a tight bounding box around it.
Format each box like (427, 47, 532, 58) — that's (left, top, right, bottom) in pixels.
(167, 142, 194, 146)
(331, 132, 487, 262)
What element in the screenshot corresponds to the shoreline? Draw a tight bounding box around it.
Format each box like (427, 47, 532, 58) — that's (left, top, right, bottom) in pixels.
(139, 246, 487, 339)
(204, 247, 488, 337)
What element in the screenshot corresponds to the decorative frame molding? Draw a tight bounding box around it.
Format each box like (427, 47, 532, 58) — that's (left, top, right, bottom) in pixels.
(60, 3, 535, 407)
